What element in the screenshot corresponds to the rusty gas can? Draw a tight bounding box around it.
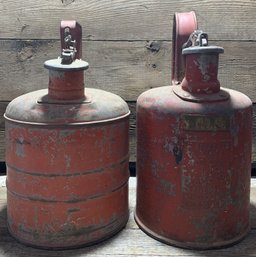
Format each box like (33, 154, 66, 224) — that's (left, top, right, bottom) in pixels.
(5, 21, 130, 249)
(135, 14, 252, 249)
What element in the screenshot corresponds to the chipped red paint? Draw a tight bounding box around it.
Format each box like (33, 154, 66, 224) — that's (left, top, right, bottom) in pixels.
(135, 17, 252, 249)
(5, 21, 130, 249)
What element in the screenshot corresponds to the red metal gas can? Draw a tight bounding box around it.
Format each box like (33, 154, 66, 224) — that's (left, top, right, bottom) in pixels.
(5, 21, 130, 249)
(135, 18, 252, 249)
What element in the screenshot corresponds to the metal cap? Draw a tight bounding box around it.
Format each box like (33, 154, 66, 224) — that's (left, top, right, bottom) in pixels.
(182, 30, 224, 55)
(44, 58, 89, 72)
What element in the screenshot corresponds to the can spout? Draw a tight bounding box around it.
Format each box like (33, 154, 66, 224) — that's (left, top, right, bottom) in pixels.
(180, 31, 224, 94)
(44, 21, 89, 101)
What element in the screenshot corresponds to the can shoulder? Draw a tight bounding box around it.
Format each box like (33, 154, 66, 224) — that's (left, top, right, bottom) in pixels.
(5, 88, 130, 125)
(136, 86, 252, 115)
(225, 88, 252, 108)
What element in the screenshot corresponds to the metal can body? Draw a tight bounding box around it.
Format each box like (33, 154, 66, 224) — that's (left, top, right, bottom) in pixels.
(5, 88, 130, 249)
(135, 86, 252, 249)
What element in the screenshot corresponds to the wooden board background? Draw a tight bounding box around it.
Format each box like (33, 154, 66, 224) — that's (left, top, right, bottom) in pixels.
(0, 0, 255, 163)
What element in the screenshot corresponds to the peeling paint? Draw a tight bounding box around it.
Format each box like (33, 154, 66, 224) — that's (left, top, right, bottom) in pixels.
(181, 173, 191, 192)
(67, 208, 80, 213)
(15, 137, 26, 157)
(59, 129, 76, 138)
(64, 154, 71, 171)
(157, 178, 176, 196)
(151, 160, 160, 178)
(173, 145, 183, 164)
(194, 54, 217, 82)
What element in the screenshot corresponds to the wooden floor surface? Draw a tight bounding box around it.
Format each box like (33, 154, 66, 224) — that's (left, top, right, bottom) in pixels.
(1, 176, 256, 256)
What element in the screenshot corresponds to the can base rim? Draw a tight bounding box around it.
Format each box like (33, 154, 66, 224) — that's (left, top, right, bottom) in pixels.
(134, 210, 250, 250)
(7, 211, 129, 250)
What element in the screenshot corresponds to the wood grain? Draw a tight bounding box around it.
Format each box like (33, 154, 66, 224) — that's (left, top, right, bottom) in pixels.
(1, 177, 256, 256)
(253, 105, 256, 163)
(0, 40, 255, 102)
(0, 102, 6, 162)
(0, 0, 255, 40)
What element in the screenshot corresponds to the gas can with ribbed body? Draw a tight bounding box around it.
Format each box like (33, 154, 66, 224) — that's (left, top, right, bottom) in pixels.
(5, 21, 130, 249)
(135, 28, 252, 249)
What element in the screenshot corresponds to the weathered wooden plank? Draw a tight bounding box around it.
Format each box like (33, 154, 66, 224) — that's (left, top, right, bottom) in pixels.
(2, 228, 256, 257)
(250, 180, 256, 229)
(253, 105, 256, 164)
(128, 102, 136, 162)
(0, 102, 6, 163)
(0, 131, 4, 163)
(0, 40, 256, 102)
(0, 0, 255, 41)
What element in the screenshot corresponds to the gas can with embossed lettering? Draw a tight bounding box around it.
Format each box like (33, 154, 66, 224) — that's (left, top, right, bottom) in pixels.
(135, 17, 252, 249)
(5, 21, 130, 249)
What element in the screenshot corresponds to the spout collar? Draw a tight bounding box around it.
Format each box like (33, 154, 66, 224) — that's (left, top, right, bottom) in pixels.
(44, 58, 89, 72)
(182, 46, 224, 55)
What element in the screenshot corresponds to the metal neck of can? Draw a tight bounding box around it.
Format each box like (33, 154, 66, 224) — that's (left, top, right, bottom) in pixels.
(44, 21, 89, 101)
(180, 31, 224, 94)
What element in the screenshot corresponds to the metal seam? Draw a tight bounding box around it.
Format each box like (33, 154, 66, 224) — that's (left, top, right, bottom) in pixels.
(4, 111, 130, 127)
(6, 154, 129, 177)
(7, 180, 128, 203)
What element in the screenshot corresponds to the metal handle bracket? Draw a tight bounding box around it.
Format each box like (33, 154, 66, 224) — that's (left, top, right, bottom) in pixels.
(60, 20, 82, 63)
